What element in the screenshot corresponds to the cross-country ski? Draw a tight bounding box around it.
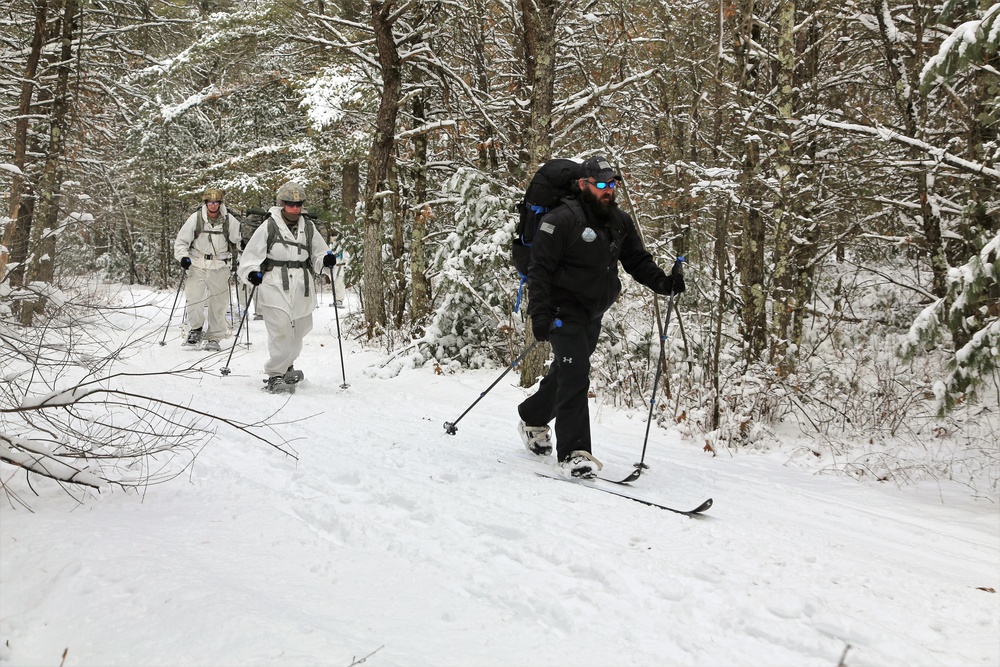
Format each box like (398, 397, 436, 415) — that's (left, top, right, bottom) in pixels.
(534, 469, 714, 516)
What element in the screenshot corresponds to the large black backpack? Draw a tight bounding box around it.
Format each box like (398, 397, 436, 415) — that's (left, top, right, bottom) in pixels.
(240, 207, 270, 247)
(512, 159, 581, 278)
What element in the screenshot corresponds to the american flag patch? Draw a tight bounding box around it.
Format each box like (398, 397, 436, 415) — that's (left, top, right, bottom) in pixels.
(540, 222, 556, 234)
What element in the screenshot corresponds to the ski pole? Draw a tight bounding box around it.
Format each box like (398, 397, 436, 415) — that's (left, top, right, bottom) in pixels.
(243, 284, 251, 347)
(228, 273, 236, 325)
(221, 283, 257, 376)
(330, 266, 349, 389)
(158, 271, 186, 346)
(444, 320, 561, 435)
(614, 257, 685, 484)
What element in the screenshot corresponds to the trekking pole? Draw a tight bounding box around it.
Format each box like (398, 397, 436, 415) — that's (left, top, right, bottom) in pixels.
(158, 271, 186, 346)
(228, 274, 236, 326)
(243, 284, 251, 347)
(330, 266, 340, 308)
(329, 266, 349, 388)
(613, 257, 685, 484)
(444, 320, 561, 435)
(221, 283, 257, 376)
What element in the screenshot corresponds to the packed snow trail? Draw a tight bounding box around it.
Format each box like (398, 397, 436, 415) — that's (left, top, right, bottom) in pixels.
(1, 289, 997, 667)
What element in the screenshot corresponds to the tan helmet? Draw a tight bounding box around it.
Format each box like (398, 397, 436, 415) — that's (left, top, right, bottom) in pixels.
(203, 187, 225, 202)
(276, 181, 306, 205)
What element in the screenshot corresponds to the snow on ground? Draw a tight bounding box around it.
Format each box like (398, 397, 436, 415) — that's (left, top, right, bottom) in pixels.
(1, 286, 998, 667)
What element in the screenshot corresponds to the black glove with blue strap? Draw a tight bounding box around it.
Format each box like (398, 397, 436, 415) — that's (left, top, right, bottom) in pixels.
(654, 273, 685, 295)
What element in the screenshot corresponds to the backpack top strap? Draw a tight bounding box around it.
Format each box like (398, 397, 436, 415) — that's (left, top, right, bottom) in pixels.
(561, 198, 587, 249)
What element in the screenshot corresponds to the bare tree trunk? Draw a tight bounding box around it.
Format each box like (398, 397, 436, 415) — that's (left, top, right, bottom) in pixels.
(157, 170, 173, 288)
(709, 0, 730, 432)
(410, 92, 431, 322)
(342, 159, 360, 303)
(389, 159, 406, 328)
(517, 0, 557, 388)
(2, 0, 48, 283)
(21, 0, 78, 326)
(361, 0, 402, 336)
(769, 0, 796, 370)
(789, 1, 824, 354)
(710, 202, 732, 432)
(734, 0, 768, 362)
(875, 0, 947, 298)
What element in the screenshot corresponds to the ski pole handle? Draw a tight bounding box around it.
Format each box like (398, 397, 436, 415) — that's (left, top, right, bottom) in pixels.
(671, 256, 685, 276)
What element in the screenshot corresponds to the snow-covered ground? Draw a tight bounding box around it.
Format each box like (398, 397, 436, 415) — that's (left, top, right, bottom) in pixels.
(2, 286, 998, 667)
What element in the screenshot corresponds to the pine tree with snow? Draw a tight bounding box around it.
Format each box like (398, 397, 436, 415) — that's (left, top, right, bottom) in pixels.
(901, 230, 1000, 412)
(422, 168, 520, 370)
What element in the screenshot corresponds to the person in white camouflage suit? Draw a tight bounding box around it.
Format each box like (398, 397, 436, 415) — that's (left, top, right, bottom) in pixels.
(173, 187, 241, 352)
(237, 181, 334, 393)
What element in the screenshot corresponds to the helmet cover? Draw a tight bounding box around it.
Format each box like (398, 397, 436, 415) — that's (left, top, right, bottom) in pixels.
(203, 187, 225, 202)
(276, 181, 306, 204)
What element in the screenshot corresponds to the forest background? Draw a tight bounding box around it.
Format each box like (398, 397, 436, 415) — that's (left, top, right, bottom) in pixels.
(1, 0, 998, 497)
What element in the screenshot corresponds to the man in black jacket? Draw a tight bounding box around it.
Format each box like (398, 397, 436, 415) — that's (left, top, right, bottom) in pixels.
(518, 155, 685, 478)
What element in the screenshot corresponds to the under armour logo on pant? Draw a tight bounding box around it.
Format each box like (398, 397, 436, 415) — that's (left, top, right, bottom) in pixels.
(562, 357, 573, 363)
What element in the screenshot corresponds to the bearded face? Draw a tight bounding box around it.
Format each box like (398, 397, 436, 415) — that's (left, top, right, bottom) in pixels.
(580, 181, 615, 219)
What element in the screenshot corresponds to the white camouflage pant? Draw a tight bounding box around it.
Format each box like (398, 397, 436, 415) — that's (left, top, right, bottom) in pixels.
(184, 267, 231, 341)
(260, 306, 314, 377)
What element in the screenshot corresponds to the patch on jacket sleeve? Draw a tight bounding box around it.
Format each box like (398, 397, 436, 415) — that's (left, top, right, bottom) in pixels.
(540, 222, 556, 234)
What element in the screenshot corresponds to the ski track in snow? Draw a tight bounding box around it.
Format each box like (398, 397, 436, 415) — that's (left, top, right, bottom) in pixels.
(1, 289, 998, 667)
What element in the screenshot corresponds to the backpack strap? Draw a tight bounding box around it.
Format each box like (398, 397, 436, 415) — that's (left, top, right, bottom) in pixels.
(519, 204, 550, 250)
(189, 208, 228, 255)
(561, 198, 588, 251)
(263, 216, 316, 296)
(514, 199, 587, 313)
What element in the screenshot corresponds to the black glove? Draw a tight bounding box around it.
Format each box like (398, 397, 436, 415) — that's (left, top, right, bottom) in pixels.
(532, 315, 552, 342)
(180, 257, 191, 270)
(323, 252, 337, 268)
(654, 273, 686, 296)
(247, 271, 263, 286)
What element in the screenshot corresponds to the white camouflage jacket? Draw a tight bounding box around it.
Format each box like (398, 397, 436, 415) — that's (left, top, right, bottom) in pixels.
(237, 207, 330, 319)
(173, 204, 241, 271)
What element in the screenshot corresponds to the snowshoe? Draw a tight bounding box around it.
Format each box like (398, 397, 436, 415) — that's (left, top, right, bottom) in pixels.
(283, 366, 304, 384)
(559, 450, 603, 479)
(518, 420, 553, 457)
(203, 340, 221, 352)
(263, 376, 295, 394)
(182, 327, 203, 347)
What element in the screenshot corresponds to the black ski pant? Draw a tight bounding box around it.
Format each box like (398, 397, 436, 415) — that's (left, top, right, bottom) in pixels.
(518, 317, 602, 462)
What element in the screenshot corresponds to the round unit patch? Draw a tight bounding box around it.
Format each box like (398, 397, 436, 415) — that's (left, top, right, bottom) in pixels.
(581, 227, 597, 242)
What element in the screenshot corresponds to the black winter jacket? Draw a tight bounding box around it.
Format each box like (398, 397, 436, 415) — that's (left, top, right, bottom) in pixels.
(527, 197, 667, 323)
